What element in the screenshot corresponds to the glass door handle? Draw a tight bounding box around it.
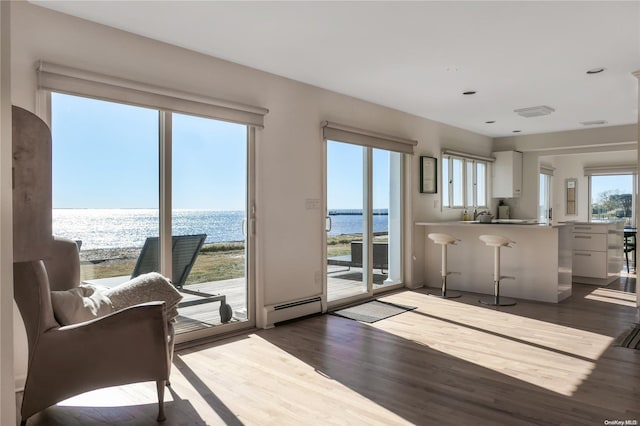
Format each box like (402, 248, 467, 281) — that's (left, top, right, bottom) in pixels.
(325, 216, 332, 232)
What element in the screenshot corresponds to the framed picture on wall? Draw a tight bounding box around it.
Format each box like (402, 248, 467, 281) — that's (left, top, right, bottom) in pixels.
(420, 156, 437, 194)
(566, 178, 577, 215)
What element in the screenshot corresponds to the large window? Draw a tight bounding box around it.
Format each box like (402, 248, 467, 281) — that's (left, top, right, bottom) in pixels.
(442, 154, 488, 209)
(51, 92, 253, 340)
(590, 174, 636, 227)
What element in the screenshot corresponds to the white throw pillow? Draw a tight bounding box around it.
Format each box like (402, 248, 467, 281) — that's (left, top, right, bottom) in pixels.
(50, 284, 114, 325)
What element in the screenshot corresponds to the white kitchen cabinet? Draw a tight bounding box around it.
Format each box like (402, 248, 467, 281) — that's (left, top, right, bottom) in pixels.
(571, 222, 623, 285)
(492, 151, 522, 198)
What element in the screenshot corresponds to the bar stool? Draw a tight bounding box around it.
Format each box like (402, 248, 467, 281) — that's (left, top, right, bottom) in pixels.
(427, 233, 462, 298)
(478, 235, 516, 306)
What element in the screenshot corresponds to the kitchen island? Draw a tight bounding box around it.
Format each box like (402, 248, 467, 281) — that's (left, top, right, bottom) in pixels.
(416, 221, 572, 303)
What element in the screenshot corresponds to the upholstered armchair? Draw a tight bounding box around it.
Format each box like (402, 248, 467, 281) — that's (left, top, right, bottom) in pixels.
(14, 237, 173, 424)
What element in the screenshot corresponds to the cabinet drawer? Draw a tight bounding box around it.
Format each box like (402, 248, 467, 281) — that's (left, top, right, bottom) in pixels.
(573, 251, 607, 278)
(572, 224, 607, 234)
(572, 233, 606, 251)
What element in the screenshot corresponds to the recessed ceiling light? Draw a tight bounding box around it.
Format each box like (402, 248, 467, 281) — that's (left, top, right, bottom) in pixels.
(485, 121, 496, 124)
(586, 67, 606, 74)
(512, 130, 521, 133)
(462, 91, 477, 95)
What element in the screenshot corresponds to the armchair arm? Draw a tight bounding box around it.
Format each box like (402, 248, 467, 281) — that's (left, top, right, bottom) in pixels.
(57, 301, 166, 331)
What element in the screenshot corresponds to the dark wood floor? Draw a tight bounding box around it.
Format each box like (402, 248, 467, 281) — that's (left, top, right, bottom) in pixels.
(20, 277, 640, 425)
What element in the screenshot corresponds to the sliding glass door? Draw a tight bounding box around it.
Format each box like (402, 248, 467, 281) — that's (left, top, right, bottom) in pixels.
(172, 113, 249, 329)
(325, 140, 403, 305)
(51, 92, 254, 342)
(326, 141, 368, 302)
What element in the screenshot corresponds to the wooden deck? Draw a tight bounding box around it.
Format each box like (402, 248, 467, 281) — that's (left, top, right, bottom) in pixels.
(21, 276, 639, 425)
(175, 265, 396, 334)
(174, 278, 248, 335)
(327, 265, 394, 302)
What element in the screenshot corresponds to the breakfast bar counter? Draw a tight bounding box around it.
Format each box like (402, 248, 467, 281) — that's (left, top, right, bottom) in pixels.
(416, 221, 572, 303)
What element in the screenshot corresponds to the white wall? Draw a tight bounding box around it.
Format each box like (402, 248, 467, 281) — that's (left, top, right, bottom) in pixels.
(0, 1, 16, 423)
(494, 125, 638, 221)
(544, 154, 590, 222)
(7, 2, 493, 387)
(533, 151, 637, 224)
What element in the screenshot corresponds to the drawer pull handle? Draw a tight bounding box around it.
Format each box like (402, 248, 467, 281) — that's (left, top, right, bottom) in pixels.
(574, 236, 592, 239)
(575, 253, 592, 257)
(574, 226, 591, 230)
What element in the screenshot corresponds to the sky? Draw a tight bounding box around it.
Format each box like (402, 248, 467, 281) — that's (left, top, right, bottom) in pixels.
(591, 175, 633, 204)
(53, 92, 391, 211)
(52, 93, 247, 210)
(326, 141, 391, 210)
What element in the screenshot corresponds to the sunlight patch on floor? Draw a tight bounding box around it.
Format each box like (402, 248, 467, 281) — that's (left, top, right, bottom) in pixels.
(177, 334, 411, 425)
(376, 294, 614, 397)
(57, 382, 169, 408)
(585, 287, 638, 307)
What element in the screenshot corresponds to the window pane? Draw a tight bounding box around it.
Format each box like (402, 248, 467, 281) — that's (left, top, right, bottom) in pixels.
(326, 141, 366, 302)
(172, 113, 248, 328)
(51, 93, 159, 282)
(466, 161, 474, 207)
(373, 148, 402, 288)
(442, 157, 449, 207)
(539, 174, 549, 222)
(590, 175, 634, 226)
(452, 158, 464, 207)
(476, 162, 486, 207)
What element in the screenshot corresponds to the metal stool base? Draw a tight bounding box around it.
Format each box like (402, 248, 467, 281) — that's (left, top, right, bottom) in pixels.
(479, 296, 516, 306)
(430, 289, 462, 298)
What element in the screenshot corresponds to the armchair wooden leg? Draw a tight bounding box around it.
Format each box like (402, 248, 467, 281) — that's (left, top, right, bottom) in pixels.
(156, 380, 166, 422)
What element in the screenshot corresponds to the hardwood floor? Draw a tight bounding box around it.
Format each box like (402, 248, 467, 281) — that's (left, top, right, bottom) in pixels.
(21, 279, 640, 425)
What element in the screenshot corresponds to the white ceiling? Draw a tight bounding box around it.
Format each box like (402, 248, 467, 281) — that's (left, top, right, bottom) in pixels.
(31, 1, 640, 138)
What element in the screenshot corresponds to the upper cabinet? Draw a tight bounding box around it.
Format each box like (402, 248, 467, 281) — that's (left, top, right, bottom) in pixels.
(492, 151, 522, 198)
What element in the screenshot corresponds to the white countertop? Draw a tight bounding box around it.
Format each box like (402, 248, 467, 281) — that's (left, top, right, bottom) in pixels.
(559, 220, 624, 225)
(416, 220, 567, 229)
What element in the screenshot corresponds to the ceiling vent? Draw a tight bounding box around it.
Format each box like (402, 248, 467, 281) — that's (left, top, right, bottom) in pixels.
(514, 105, 555, 118)
(581, 120, 608, 126)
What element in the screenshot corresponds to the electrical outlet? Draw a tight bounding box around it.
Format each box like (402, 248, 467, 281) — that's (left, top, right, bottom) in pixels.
(305, 198, 321, 210)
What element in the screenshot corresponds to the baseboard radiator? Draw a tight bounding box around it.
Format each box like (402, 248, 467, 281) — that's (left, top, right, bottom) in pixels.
(263, 296, 323, 328)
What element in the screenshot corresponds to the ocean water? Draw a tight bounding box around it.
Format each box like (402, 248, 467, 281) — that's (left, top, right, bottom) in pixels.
(53, 209, 388, 250)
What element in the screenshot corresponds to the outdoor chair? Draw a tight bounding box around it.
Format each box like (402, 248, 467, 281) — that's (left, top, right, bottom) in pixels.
(624, 229, 636, 273)
(327, 241, 389, 274)
(132, 234, 233, 322)
(350, 241, 389, 273)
